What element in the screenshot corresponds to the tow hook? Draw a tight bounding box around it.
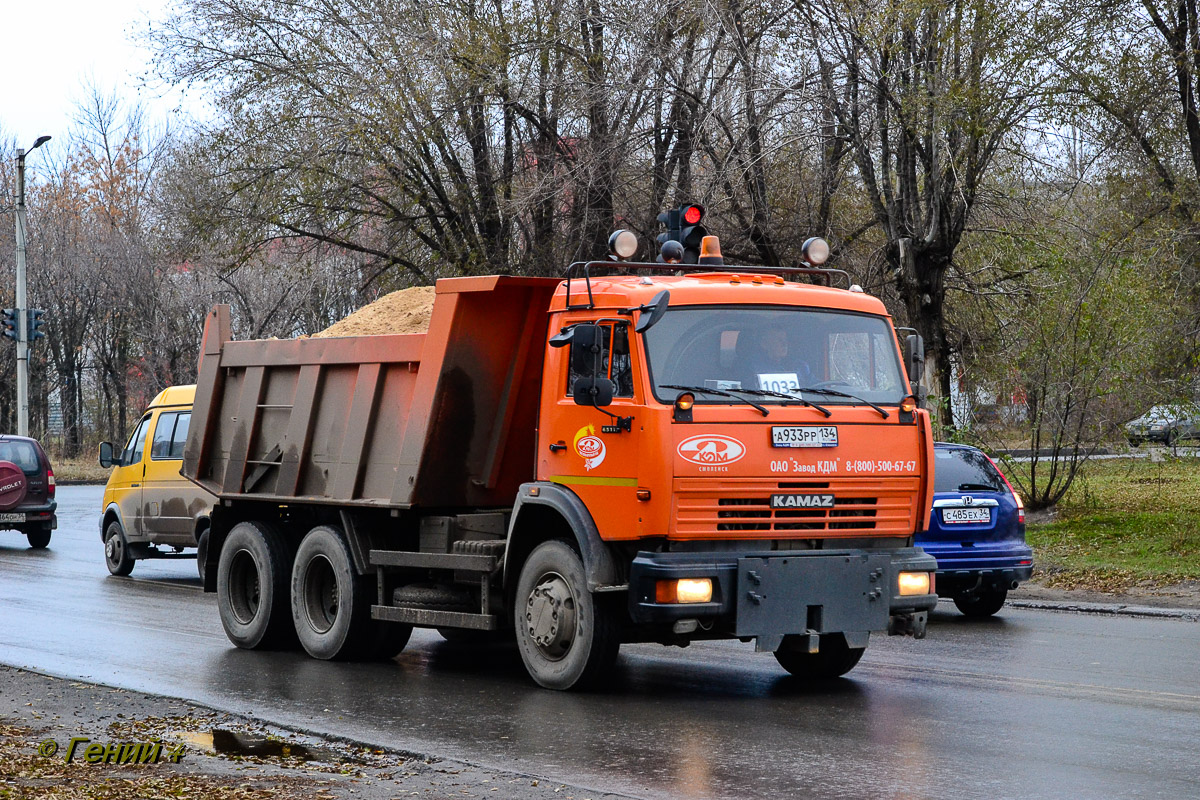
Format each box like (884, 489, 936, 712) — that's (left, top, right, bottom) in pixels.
(888, 611, 928, 639)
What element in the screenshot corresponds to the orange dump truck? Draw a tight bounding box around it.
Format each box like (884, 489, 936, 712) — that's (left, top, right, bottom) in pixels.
(183, 257, 938, 690)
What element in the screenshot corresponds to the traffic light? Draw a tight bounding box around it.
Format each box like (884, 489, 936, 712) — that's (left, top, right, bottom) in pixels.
(656, 208, 681, 262)
(1, 309, 17, 340)
(679, 203, 707, 264)
(656, 203, 708, 264)
(26, 309, 45, 342)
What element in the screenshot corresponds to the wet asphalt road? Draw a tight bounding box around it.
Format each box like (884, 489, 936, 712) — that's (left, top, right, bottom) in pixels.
(1, 486, 1198, 799)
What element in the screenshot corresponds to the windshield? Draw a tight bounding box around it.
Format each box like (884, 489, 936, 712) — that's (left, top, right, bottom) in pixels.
(1136, 405, 1188, 423)
(644, 306, 906, 404)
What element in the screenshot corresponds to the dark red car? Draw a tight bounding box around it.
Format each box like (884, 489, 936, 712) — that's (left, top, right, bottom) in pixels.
(0, 434, 57, 548)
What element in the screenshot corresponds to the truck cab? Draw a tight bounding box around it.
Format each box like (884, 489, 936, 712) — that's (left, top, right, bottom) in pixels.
(513, 270, 937, 681)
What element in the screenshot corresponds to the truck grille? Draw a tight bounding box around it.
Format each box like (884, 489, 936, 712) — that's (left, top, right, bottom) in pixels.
(674, 478, 919, 539)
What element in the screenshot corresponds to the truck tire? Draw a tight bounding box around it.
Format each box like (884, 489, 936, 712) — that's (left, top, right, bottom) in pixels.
(103, 520, 135, 576)
(291, 525, 412, 661)
(26, 526, 51, 549)
(196, 527, 210, 582)
(514, 540, 619, 690)
(218, 521, 295, 649)
(774, 634, 865, 679)
(953, 588, 1008, 618)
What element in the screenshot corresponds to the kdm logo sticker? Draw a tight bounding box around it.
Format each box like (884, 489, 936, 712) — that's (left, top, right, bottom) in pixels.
(574, 425, 607, 471)
(678, 434, 746, 467)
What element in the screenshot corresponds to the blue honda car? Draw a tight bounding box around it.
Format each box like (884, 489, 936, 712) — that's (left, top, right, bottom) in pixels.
(918, 443, 1034, 617)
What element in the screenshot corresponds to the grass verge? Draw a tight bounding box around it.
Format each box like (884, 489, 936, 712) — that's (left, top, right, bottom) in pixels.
(1026, 456, 1200, 591)
(48, 456, 111, 484)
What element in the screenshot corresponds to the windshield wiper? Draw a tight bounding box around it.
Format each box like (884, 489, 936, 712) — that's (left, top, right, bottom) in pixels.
(795, 386, 890, 419)
(729, 387, 832, 418)
(660, 384, 769, 417)
(957, 483, 1000, 492)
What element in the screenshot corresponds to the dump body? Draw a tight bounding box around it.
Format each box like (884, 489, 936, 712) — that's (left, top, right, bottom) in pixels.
(183, 276, 559, 510)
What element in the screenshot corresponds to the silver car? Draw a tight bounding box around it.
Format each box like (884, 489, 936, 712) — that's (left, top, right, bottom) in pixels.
(1125, 404, 1200, 447)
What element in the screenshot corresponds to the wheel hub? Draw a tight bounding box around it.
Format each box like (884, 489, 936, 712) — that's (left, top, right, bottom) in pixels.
(525, 574, 576, 659)
(302, 554, 339, 634)
(227, 549, 261, 625)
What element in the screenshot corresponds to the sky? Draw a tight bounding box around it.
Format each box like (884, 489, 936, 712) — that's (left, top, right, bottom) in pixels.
(1, 0, 210, 156)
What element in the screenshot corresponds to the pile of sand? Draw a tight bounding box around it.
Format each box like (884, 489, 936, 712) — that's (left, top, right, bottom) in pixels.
(312, 285, 436, 338)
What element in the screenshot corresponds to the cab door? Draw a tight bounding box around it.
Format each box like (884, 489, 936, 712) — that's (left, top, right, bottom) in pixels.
(142, 410, 196, 545)
(108, 415, 150, 539)
(538, 321, 644, 540)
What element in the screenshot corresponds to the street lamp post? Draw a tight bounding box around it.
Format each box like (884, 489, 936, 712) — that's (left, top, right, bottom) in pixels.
(13, 134, 51, 437)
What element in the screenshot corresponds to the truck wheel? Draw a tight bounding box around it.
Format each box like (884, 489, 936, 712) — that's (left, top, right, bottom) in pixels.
(774, 634, 865, 679)
(953, 588, 1008, 618)
(291, 525, 412, 661)
(26, 527, 51, 549)
(514, 540, 619, 690)
(196, 527, 210, 582)
(218, 521, 295, 649)
(103, 521, 135, 576)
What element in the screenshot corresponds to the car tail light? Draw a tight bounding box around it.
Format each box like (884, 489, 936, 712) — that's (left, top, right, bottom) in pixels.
(986, 455, 1023, 524)
(47, 467, 56, 499)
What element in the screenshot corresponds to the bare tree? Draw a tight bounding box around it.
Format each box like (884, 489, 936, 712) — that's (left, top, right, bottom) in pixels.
(804, 0, 1062, 427)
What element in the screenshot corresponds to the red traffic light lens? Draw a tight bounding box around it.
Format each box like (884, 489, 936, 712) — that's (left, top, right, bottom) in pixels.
(683, 205, 703, 224)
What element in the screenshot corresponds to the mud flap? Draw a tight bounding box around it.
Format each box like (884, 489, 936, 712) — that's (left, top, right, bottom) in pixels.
(888, 611, 928, 638)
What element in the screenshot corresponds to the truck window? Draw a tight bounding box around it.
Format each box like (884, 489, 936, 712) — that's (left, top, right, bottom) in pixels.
(566, 322, 634, 398)
(169, 412, 191, 460)
(123, 417, 151, 466)
(151, 412, 180, 461)
(643, 306, 905, 405)
(827, 331, 904, 395)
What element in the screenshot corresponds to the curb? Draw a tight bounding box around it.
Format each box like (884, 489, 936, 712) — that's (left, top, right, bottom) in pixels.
(1004, 598, 1200, 621)
(0, 664, 645, 800)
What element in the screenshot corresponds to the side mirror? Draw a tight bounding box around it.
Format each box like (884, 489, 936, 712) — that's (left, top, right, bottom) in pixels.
(569, 324, 603, 377)
(98, 442, 116, 468)
(573, 377, 615, 408)
(634, 290, 670, 334)
(905, 334, 926, 409)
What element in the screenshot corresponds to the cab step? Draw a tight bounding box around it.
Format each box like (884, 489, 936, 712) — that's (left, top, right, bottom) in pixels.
(369, 549, 498, 572)
(371, 605, 500, 630)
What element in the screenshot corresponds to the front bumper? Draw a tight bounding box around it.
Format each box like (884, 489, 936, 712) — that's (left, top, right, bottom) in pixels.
(628, 547, 937, 651)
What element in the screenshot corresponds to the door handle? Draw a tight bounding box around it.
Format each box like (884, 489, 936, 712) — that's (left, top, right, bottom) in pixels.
(131, 483, 140, 487)
(549, 442, 567, 453)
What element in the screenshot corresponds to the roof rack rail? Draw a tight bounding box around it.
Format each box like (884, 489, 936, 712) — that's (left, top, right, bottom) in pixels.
(562, 260, 852, 310)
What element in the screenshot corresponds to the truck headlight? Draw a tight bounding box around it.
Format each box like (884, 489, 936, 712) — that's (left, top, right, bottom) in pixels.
(656, 578, 713, 604)
(898, 571, 932, 596)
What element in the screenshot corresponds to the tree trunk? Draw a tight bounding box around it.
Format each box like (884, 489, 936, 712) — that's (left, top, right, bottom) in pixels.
(895, 237, 955, 430)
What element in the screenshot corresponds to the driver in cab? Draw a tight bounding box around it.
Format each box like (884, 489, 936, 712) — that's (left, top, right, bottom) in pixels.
(750, 328, 813, 393)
